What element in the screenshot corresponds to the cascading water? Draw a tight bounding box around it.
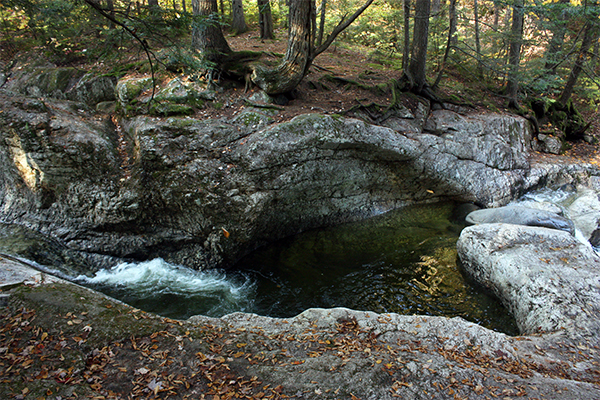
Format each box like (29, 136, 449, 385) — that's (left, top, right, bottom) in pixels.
(76, 259, 256, 319)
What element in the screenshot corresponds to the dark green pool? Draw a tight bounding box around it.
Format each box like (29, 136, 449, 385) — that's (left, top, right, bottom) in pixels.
(231, 202, 518, 335)
(80, 202, 518, 335)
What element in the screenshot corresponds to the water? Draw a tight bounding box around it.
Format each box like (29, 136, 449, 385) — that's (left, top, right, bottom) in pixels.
(231, 202, 518, 335)
(78, 202, 519, 335)
(77, 259, 256, 319)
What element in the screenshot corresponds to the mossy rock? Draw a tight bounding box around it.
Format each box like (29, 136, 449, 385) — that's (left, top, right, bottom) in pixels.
(23, 67, 86, 99)
(156, 77, 215, 104)
(529, 97, 588, 141)
(116, 77, 153, 106)
(150, 102, 194, 117)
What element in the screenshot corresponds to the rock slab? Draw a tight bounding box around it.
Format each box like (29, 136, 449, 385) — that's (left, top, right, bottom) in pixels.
(458, 223, 600, 336)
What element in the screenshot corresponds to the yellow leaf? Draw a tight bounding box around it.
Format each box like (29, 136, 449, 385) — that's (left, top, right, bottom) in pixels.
(222, 228, 230, 238)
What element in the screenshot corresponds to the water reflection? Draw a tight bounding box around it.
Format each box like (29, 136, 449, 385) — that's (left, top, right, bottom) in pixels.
(232, 202, 518, 335)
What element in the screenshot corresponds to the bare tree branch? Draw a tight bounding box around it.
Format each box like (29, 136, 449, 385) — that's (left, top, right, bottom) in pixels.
(81, 0, 157, 106)
(312, 0, 375, 60)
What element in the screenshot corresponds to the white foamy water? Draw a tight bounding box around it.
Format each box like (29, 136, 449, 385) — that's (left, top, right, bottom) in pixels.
(76, 258, 255, 318)
(517, 187, 574, 206)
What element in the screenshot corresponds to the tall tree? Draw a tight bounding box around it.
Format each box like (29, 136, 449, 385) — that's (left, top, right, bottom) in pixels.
(192, 0, 232, 68)
(258, 0, 274, 39)
(405, 0, 431, 94)
(506, 0, 524, 109)
(403, 0, 411, 70)
(473, 0, 482, 76)
(433, 0, 457, 89)
(317, 0, 327, 47)
(231, 0, 248, 34)
(251, 0, 374, 95)
(543, 0, 571, 74)
(558, 17, 600, 106)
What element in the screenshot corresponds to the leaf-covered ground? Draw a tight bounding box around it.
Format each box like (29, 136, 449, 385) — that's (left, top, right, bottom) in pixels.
(2, 279, 599, 400)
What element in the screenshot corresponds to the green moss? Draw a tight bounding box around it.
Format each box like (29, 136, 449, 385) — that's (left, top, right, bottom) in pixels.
(11, 283, 165, 345)
(34, 68, 85, 94)
(150, 103, 194, 117)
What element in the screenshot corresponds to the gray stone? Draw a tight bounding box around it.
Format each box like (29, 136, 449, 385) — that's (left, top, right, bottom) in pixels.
(65, 73, 116, 106)
(96, 101, 116, 113)
(156, 77, 214, 103)
(510, 199, 564, 215)
(465, 205, 575, 234)
(566, 188, 600, 240)
(458, 223, 600, 337)
(115, 76, 153, 106)
(2, 82, 600, 271)
(536, 133, 563, 155)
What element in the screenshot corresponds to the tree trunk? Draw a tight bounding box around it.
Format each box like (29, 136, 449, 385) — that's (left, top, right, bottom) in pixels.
(317, 0, 327, 47)
(182, 0, 187, 13)
(148, 0, 160, 10)
(406, 0, 430, 93)
(543, 0, 570, 74)
(252, 0, 314, 94)
(231, 0, 248, 34)
(192, 0, 232, 67)
(506, 0, 524, 109)
(431, 0, 441, 15)
(474, 0, 482, 76)
(493, 1, 499, 29)
(252, 0, 373, 94)
(258, 0, 274, 40)
(558, 21, 599, 106)
(105, 0, 115, 27)
(433, 0, 456, 89)
(403, 0, 411, 70)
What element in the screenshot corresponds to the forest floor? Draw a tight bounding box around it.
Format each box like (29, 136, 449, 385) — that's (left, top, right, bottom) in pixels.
(218, 29, 600, 164)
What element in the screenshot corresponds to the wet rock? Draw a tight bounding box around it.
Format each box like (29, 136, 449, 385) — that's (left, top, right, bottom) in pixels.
(465, 205, 575, 234)
(566, 188, 600, 240)
(458, 223, 600, 336)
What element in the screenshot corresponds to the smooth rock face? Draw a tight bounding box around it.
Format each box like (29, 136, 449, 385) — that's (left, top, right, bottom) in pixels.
(1, 82, 599, 270)
(465, 205, 575, 234)
(458, 223, 600, 336)
(566, 188, 600, 240)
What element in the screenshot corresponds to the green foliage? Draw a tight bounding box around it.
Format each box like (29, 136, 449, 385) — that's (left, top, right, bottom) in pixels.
(0, 0, 195, 64)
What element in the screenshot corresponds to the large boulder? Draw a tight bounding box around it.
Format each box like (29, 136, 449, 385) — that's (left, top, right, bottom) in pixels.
(458, 223, 600, 336)
(1, 80, 599, 271)
(3, 66, 116, 106)
(465, 205, 575, 234)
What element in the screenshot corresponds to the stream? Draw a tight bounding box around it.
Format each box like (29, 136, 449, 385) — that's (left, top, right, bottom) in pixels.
(78, 202, 520, 335)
